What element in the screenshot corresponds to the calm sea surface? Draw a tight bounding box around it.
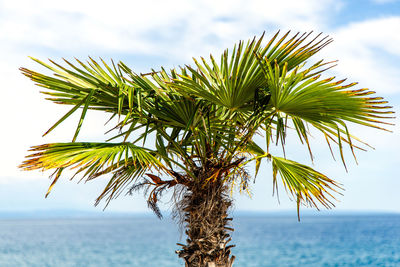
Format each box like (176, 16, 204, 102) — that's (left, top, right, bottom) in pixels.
(0, 214, 399, 267)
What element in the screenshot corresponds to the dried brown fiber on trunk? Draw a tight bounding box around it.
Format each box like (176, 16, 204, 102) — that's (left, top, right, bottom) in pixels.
(176, 181, 235, 267)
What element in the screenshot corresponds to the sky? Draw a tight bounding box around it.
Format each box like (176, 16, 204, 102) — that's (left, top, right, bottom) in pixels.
(0, 0, 399, 215)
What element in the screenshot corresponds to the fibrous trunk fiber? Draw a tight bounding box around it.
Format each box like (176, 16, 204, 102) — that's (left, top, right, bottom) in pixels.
(176, 182, 235, 267)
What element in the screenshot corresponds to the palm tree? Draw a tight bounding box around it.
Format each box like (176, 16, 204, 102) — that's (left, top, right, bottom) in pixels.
(20, 31, 393, 267)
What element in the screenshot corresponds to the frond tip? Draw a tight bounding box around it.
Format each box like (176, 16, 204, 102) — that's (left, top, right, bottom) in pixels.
(271, 156, 343, 220)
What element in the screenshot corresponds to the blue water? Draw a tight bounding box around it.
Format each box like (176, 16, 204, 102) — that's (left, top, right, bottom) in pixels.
(0, 214, 399, 266)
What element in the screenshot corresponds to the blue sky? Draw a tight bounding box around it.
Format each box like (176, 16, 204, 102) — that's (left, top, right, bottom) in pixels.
(0, 0, 399, 215)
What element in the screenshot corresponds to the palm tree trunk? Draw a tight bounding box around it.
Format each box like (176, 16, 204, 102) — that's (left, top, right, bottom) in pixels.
(176, 182, 235, 267)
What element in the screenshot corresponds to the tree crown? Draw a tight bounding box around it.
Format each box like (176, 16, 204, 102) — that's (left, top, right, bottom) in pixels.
(20, 31, 394, 218)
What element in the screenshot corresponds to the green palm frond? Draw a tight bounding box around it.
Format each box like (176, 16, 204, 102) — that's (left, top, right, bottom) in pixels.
(260, 58, 393, 127)
(20, 142, 166, 201)
(21, 142, 163, 172)
(20, 57, 162, 141)
(271, 156, 342, 220)
(20, 58, 131, 139)
(170, 31, 331, 111)
(256, 55, 394, 165)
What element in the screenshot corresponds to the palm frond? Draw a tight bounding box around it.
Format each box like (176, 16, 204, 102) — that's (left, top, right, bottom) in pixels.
(20, 142, 166, 199)
(170, 31, 331, 111)
(20, 58, 152, 139)
(271, 156, 342, 220)
(257, 56, 394, 164)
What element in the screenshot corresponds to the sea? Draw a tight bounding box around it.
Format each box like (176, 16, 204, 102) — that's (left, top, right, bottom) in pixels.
(0, 212, 399, 267)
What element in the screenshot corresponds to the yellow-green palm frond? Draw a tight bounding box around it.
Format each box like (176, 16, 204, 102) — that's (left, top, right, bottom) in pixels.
(271, 156, 342, 220)
(20, 142, 166, 203)
(20, 142, 163, 172)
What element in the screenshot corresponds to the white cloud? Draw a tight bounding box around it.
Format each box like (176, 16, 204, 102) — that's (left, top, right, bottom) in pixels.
(321, 17, 400, 94)
(0, 0, 338, 60)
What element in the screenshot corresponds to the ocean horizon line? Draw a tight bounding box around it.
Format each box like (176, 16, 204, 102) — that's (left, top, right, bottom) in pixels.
(0, 209, 398, 219)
